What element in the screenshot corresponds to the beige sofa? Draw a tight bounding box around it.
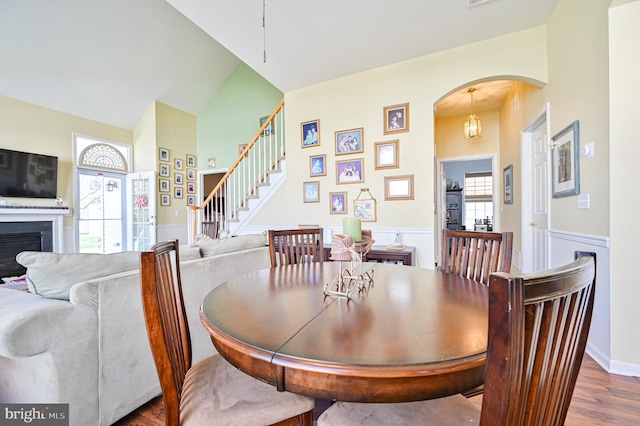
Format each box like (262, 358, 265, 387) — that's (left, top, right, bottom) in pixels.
(0, 234, 270, 426)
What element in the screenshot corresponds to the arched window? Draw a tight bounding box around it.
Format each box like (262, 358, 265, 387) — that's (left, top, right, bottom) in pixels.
(78, 143, 128, 172)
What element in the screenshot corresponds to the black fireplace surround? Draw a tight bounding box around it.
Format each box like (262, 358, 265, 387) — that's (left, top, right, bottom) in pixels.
(0, 221, 53, 278)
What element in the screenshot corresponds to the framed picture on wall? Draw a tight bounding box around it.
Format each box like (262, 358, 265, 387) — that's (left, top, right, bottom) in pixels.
(503, 164, 513, 204)
(374, 140, 399, 169)
(175, 158, 183, 170)
(336, 158, 364, 184)
(309, 154, 326, 177)
(159, 164, 170, 177)
(159, 179, 170, 193)
(161, 194, 171, 206)
(187, 196, 196, 206)
(551, 120, 580, 198)
(303, 181, 320, 203)
(354, 199, 376, 222)
(384, 174, 414, 200)
(335, 128, 363, 155)
(159, 148, 170, 162)
(186, 154, 196, 167)
(259, 116, 273, 136)
(175, 187, 183, 199)
(383, 103, 410, 135)
(301, 119, 320, 148)
(329, 191, 347, 214)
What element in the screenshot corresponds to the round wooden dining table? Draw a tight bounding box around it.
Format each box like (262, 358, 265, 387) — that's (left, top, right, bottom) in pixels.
(200, 262, 488, 403)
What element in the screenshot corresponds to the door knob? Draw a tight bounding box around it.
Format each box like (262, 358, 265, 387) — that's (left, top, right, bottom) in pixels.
(529, 221, 537, 226)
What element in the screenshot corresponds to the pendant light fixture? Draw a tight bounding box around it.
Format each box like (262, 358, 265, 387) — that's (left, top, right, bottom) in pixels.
(464, 88, 482, 140)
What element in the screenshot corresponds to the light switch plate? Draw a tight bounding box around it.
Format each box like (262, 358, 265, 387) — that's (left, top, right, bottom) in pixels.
(578, 194, 590, 209)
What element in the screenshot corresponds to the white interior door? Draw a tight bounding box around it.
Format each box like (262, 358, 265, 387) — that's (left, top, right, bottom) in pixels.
(522, 109, 550, 273)
(435, 162, 447, 266)
(126, 171, 157, 251)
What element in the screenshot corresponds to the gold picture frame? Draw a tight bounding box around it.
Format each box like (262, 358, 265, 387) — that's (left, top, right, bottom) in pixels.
(383, 103, 410, 135)
(374, 140, 399, 169)
(384, 174, 414, 200)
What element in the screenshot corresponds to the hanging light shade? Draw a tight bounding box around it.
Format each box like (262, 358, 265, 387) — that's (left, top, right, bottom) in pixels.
(464, 88, 482, 140)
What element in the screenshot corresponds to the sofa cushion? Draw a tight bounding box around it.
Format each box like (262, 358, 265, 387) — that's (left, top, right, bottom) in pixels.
(194, 233, 267, 257)
(16, 251, 140, 300)
(180, 243, 202, 261)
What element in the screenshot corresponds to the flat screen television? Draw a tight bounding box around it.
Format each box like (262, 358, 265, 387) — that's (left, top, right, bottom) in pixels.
(0, 148, 58, 199)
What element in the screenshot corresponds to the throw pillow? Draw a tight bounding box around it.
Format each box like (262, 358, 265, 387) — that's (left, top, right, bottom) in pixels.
(179, 243, 202, 261)
(16, 251, 140, 300)
(194, 232, 267, 257)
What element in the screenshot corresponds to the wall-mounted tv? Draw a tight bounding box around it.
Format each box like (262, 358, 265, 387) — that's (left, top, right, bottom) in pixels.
(0, 148, 58, 199)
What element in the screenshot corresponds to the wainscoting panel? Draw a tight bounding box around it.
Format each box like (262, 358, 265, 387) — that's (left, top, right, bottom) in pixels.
(548, 230, 618, 374)
(242, 226, 436, 270)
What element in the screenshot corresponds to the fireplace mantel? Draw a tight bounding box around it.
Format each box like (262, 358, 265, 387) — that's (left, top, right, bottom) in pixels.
(0, 206, 70, 252)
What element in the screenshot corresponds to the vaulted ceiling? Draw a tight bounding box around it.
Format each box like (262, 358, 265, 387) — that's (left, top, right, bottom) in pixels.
(0, 0, 557, 130)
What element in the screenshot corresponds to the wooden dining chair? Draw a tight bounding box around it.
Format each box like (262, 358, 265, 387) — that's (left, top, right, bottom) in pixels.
(201, 221, 218, 239)
(268, 228, 324, 267)
(140, 240, 315, 426)
(318, 251, 596, 425)
(441, 229, 513, 285)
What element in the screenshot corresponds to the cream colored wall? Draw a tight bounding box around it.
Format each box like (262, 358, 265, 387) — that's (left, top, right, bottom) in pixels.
(435, 110, 500, 159)
(251, 27, 547, 244)
(133, 102, 158, 172)
(154, 101, 197, 226)
(545, 0, 610, 236)
(609, 0, 640, 369)
(0, 95, 132, 226)
(498, 82, 545, 273)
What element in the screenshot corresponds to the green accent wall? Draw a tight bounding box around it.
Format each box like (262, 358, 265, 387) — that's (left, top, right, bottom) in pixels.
(197, 63, 283, 170)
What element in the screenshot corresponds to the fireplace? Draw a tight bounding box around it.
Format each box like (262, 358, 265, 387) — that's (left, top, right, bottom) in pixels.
(0, 206, 68, 279)
(0, 221, 53, 277)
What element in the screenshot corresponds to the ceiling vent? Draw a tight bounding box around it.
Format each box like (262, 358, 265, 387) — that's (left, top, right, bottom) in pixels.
(468, 0, 493, 7)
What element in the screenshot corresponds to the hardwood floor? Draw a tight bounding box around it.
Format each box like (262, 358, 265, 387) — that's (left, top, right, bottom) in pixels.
(114, 355, 640, 425)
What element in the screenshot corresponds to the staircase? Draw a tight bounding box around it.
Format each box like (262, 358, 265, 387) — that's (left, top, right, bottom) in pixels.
(187, 100, 286, 241)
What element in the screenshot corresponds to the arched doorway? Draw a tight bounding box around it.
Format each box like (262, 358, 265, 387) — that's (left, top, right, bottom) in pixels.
(433, 78, 546, 271)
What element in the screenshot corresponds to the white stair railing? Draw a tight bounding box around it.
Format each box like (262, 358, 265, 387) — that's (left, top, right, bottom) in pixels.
(187, 100, 285, 241)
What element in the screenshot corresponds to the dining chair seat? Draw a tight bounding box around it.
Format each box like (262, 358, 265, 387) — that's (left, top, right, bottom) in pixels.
(318, 394, 480, 425)
(140, 240, 315, 426)
(180, 354, 315, 425)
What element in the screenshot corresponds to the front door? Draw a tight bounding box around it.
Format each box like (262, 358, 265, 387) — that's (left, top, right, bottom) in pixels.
(76, 169, 125, 253)
(126, 171, 157, 250)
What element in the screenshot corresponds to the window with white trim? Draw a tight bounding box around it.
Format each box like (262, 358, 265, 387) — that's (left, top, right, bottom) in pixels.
(464, 172, 493, 231)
